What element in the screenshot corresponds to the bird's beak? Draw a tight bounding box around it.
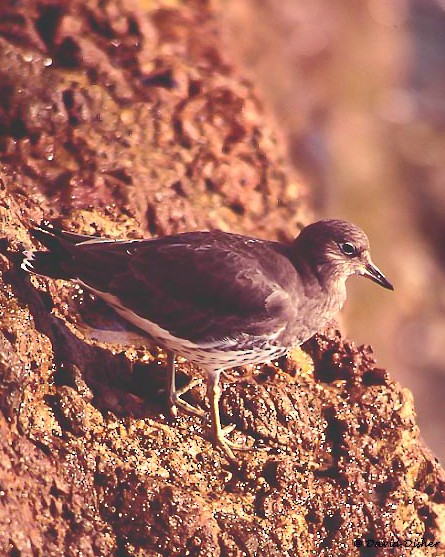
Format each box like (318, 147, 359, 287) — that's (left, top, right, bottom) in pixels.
(362, 261, 394, 291)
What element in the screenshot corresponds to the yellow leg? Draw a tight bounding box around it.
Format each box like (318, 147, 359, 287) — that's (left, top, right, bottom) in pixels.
(207, 369, 252, 463)
(166, 351, 205, 419)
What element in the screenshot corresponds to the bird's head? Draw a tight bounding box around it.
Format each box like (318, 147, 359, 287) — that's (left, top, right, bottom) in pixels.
(293, 219, 394, 290)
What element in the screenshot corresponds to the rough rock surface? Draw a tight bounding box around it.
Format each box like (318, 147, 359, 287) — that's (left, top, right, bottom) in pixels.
(0, 0, 444, 556)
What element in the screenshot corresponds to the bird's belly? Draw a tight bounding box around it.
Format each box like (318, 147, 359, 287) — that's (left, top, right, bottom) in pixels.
(82, 283, 288, 370)
(177, 344, 288, 370)
(117, 305, 288, 370)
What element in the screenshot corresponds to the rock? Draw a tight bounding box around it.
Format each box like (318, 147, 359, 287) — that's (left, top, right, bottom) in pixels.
(0, 0, 443, 555)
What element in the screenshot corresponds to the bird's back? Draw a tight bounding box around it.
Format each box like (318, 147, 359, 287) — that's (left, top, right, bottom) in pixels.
(23, 226, 309, 346)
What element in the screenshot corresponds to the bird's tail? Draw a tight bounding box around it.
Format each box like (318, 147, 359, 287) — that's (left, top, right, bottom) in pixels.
(21, 221, 91, 280)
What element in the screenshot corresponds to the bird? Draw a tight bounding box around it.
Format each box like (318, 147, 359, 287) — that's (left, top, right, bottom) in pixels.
(21, 219, 393, 462)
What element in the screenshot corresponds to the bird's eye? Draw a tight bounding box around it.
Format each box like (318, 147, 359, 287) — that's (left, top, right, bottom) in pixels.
(339, 242, 357, 257)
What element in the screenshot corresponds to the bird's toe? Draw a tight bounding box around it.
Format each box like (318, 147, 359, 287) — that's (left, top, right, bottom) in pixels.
(169, 392, 206, 420)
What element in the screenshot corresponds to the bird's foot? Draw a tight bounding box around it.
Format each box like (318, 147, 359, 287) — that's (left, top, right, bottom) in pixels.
(212, 424, 255, 463)
(169, 378, 206, 419)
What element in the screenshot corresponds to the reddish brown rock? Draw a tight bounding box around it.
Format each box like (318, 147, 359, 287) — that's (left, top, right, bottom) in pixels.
(0, 1, 444, 556)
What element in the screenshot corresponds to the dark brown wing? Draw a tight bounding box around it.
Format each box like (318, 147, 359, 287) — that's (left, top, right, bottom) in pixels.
(61, 230, 303, 344)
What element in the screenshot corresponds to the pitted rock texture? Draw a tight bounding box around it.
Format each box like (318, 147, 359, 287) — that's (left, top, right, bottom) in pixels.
(0, 0, 304, 239)
(0, 0, 444, 556)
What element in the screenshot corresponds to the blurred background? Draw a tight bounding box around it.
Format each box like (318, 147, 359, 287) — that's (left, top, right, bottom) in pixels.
(221, 0, 445, 463)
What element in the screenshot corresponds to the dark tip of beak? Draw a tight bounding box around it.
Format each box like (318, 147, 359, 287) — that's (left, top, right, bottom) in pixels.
(364, 263, 394, 291)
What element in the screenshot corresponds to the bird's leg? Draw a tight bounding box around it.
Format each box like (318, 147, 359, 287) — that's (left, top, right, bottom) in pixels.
(166, 351, 205, 419)
(207, 369, 252, 463)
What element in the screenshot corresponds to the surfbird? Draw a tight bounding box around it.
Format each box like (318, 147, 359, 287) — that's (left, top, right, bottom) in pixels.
(21, 219, 393, 462)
